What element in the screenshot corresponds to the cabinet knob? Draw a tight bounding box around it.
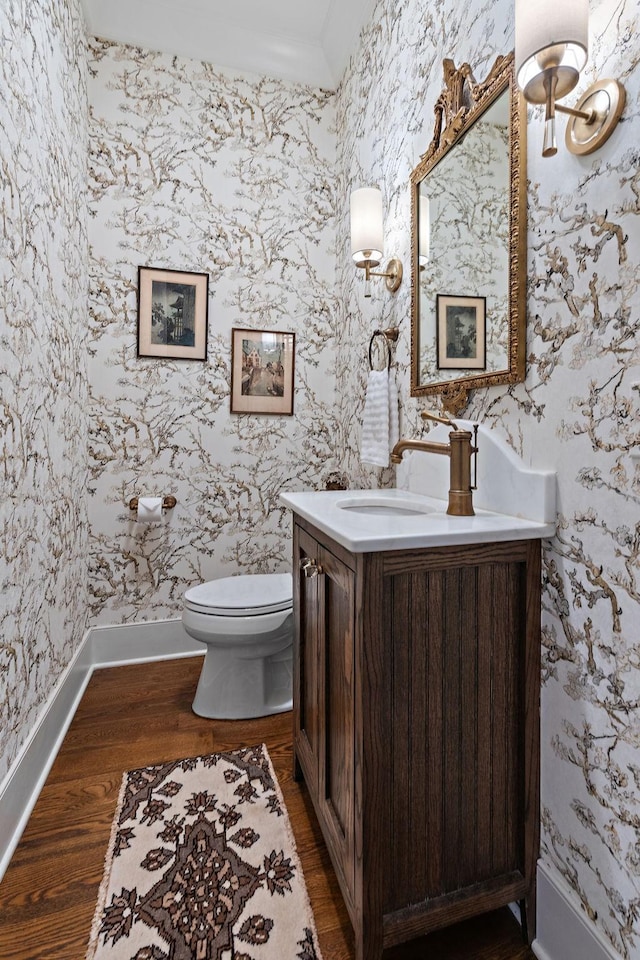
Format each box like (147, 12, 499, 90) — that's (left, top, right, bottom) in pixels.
(300, 557, 323, 578)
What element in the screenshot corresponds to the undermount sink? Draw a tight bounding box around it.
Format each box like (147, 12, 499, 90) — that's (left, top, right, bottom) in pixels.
(281, 455, 557, 552)
(336, 497, 435, 517)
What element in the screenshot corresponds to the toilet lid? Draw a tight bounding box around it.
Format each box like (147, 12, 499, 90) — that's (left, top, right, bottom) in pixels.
(184, 573, 293, 616)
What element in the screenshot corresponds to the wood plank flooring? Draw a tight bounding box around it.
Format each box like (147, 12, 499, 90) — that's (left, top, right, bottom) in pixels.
(0, 657, 535, 959)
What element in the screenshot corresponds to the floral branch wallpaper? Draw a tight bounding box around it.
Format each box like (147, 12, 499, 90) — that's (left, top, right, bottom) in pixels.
(1, 0, 640, 954)
(0, 0, 89, 785)
(87, 41, 339, 624)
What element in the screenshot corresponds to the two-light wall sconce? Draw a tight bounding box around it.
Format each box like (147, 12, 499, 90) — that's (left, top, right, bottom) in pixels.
(350, 187, 403, 296)
(515, 0, 625, 157)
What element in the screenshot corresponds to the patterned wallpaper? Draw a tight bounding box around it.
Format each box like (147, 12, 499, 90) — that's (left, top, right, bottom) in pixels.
(0, 0, 89, 785)
(87, 41, 339, 624)
(335, 0, 640, 954)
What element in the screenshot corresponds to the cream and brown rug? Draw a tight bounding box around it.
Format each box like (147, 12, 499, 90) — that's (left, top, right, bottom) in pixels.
(86, 744, 323, 960)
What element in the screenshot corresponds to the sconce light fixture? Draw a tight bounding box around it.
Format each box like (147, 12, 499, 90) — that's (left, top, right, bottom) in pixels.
(515, 0, 625, 157)
(350, 186, 402, 297)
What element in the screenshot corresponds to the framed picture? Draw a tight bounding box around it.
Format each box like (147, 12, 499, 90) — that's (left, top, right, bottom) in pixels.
(230, 328, 295, 415)
(436, 294, 486, 370)
(137, 266, 209, 360)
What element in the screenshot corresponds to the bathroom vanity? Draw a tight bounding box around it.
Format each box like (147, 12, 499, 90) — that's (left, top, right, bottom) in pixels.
(281, 485, 555, 960)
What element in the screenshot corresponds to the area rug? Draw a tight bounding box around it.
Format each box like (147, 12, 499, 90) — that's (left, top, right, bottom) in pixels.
(86, 744, 323, 960)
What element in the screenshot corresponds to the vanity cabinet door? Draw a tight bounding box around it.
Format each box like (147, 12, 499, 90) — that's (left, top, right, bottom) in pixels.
(294, 525, 323, 796)
(316, 537, 356, 904)
(293, 523, 356, 908)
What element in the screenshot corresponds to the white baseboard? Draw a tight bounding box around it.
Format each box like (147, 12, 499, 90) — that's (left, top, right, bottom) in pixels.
(0, 632, 94, 880)
(0, 619, 202, 881)
(90, 617, 203, 668)
(532, 859, 623, 960)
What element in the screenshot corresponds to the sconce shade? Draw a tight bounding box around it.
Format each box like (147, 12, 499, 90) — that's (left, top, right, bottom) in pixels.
(515, 0, 588, 103)
(350, 187, 383, 266)
(418, 192, 430, 266)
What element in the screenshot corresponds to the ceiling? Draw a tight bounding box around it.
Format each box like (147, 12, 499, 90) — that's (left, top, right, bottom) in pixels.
(80, 0, 377, 89)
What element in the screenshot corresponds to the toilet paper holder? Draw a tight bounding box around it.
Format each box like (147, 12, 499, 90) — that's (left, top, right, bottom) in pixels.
(128, 495, 177, 512)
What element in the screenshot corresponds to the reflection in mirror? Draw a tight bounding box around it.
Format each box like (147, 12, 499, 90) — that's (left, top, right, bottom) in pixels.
(410, 54, 526, 413)
(418, 93, 509, 381)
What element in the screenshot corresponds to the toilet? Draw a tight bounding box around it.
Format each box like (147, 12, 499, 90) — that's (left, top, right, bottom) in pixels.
(181, 573, 293, 720)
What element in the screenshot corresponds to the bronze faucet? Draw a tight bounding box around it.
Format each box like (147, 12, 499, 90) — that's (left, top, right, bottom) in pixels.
(390, 411, 478, 516)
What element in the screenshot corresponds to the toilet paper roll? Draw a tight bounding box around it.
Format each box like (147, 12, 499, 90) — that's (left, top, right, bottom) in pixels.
(137, 496, 163, 522)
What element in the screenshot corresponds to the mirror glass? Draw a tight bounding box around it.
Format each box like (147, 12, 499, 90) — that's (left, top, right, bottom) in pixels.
(410, 54, 526, 412)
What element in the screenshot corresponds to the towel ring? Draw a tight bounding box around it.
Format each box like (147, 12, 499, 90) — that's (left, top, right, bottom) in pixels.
(368, 327, 398, 371)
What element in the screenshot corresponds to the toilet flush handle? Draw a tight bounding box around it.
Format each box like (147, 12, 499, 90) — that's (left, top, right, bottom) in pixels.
(300, 557, 324, 578)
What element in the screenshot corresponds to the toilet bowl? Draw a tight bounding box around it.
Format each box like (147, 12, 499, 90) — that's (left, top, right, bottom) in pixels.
(181, 573, 293, 720)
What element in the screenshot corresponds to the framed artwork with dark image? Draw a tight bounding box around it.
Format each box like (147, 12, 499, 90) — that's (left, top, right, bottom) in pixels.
(230, 328, 295, 415)
(137, 266, 209, 360)
(436, 294, 486, 370)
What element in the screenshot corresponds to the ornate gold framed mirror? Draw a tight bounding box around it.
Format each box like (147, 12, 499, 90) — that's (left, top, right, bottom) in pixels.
(410, 52, 526, 413)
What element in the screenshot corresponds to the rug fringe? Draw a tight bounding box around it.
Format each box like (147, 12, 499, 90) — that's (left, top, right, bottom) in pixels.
(85, 769, 129, 960)
(260, 743, 325, 960)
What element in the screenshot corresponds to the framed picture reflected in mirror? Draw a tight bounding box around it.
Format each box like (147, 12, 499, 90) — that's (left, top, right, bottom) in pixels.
(436, 294, 486, 370)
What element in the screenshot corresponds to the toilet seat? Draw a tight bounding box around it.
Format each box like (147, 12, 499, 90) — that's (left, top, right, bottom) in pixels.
(184, 573, 292, 617)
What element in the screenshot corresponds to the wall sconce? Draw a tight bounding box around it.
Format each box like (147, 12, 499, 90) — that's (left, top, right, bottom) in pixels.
(350, 187, 402, 297)
(515, 0, 625, 157)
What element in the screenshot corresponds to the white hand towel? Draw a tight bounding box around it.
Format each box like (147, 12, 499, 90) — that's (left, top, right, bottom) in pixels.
(361, 369, 396, 468)
(388, 375, 399, 453)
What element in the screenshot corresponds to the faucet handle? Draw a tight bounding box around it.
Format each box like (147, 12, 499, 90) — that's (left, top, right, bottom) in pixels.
(420, 410, 461, 431)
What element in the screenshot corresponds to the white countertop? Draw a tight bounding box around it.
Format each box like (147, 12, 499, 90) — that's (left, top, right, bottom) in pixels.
(280, 488, 556, 553)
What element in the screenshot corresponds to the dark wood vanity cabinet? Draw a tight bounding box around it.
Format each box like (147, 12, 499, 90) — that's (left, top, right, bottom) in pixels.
(292, 516, 541, 960)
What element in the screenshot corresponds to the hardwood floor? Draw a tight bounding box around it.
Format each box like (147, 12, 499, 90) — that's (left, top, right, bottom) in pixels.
(0, 657, 535, 959)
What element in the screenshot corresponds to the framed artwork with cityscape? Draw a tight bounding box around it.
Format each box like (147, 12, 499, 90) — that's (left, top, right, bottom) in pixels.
(230, 328, 295, 415)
